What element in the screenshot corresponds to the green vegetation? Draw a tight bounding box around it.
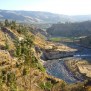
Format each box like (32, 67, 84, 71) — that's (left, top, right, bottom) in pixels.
(50, 37, 61, 42)
(39, 81, 53, 90)
(35, 62, 46, 72)
(79, 35, 91, 48)
(0, 20, 90, 91)
(10, 21, 16, 29)
(5, 38, 9, 50)
(0, 69, 17, 91)
(16, 25, 27, 34)
(47, 21, 91, 37)
(50, 37, 78, 42)
(5, 19, 10, 27)
(4, 19, 16, 29)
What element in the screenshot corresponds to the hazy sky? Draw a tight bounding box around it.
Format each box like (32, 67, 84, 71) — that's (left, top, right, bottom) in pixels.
(0, 0, 91, 15)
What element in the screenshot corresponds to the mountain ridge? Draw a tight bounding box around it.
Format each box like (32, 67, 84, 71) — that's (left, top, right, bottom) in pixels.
(0, 9, 91, 23)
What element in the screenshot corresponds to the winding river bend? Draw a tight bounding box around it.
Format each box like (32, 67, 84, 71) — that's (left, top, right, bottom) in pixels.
(44, 42, 91, 83)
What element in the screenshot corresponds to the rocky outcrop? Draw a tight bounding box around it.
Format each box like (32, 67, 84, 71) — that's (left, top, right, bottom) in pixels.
(1, 27, 16, 40)
(78, 65, 91, 78)
(43, 49, 75, 60)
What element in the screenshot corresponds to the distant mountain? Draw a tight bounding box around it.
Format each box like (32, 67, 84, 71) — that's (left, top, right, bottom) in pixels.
(0, 10, 71, 23)
(71, 15, 91, 22)
(0, 10, 91, 23)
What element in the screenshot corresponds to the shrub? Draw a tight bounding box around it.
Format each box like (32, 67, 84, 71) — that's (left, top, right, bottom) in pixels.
(39, 81, 52, 90)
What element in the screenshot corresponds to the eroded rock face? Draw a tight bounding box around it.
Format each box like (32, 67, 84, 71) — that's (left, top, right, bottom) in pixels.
(41, 42, 77, 60)
(43, 49, 75, 60)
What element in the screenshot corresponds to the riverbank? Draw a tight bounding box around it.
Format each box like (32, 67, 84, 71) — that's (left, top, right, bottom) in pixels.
(44, 59, 81, 83)
(64, 58, 90, 80)
(43, 41, 91, 83)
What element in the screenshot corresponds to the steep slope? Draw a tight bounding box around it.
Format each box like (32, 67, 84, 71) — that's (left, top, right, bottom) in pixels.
(0, 22, 66, 91)
(0, 21, 90, 91)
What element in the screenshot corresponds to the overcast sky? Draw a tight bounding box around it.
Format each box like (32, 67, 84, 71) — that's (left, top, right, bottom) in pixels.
(0, 0, 91, 15)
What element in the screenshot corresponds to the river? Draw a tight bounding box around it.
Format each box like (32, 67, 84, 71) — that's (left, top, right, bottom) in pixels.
(44, 42, 91, 83)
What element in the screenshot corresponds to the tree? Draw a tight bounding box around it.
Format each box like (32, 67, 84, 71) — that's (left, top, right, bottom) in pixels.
(5, 19, 9, 27)
(5, 34, 9, 50)
(15, 34, 34, 65)
(10, 21, 16, 29)
(0, 22, 3, 27)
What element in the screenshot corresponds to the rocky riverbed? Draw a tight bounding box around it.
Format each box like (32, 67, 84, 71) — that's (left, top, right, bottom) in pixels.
(43, 42, 91, 83)
(44, 58, 87, 83)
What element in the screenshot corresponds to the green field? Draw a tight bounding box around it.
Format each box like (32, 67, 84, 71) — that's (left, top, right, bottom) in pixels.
(49, 37, 79, 42)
